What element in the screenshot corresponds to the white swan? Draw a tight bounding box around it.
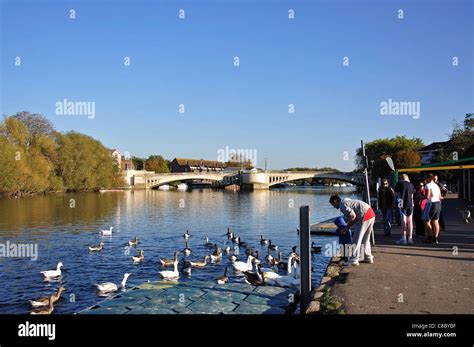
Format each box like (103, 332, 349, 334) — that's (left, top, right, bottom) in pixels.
(272, 255, 299, 288)
(159, 254, 179, 280)
(96, 273, 131, 293)
(232, 255, 254, 272)
(100, 226, 113, 236)
(40, 262, 63, 279)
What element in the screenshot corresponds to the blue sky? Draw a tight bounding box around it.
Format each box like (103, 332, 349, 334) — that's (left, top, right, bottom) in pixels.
(1, 0, 473, 171)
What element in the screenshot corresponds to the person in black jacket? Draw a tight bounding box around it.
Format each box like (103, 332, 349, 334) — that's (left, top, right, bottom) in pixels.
(378, 179, 395, 236)
(394, 174, 415, 244)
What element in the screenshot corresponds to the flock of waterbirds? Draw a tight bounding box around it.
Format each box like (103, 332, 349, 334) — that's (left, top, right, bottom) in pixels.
(30, 226, 322, 314)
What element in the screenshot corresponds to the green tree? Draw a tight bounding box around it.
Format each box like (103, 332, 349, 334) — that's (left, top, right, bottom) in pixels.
(132, 156, 145, 170)
(356, 136, 424, 178)
(145, 155, 169, 173)
(57, 132, 121, 190)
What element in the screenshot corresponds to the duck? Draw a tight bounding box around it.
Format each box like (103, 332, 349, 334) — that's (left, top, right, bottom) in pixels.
(260, 235, 268, 245)
(30, 287, 65, 307)
(132, 249, 144, 262)
(216, 267, 229, 284)
(30, 296, 54, 315)
(232, 255, 254, 272)
(88, 242, 104, 252)
(265, 248, 273, 263)
(99, 226, 113, 236)
(183, 230, 191, 240)
(183, 240, 191, 256)
(204, 236, 214, 248)
(181, 258, 192, 276)
(128, 237, 139, 247)
(96, 273, 131, 293)
(158, 254, 179, 280)
(243, 264, 265, 286)
(190, 256, 209, 268)
(268, 240, 278, 251)
(311, 242, 322, 254)
(159, 252, 180, 267)
(40, 262, 63, 279)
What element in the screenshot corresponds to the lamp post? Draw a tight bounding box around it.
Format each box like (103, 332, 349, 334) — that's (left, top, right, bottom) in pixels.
(361, 140, 374, 246)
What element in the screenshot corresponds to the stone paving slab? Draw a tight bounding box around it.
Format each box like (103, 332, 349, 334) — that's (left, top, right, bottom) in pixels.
(79, 280, 294, 314)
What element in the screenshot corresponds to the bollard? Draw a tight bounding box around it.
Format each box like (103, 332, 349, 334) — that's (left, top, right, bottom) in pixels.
(299, 205, 311, 313)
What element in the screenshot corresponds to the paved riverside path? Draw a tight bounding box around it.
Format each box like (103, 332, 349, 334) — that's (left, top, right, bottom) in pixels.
(79, 280, 293, 314)
(331, 197, 474, 314)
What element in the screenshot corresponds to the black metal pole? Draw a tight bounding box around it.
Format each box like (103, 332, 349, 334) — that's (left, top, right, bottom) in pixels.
(299, 205, 311, 313)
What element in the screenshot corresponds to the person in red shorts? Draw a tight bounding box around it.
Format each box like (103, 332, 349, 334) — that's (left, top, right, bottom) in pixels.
(329, 195, 376, 266)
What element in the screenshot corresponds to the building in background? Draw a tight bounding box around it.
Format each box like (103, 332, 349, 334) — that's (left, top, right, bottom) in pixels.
(109, 149, 135, 171)
(418, 141, 451, 164)
(169, 158, 225, 173)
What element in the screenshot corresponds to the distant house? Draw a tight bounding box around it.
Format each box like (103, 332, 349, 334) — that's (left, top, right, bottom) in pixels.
(109, 149, 134, 171)
(418, 141, 451, 164)
(169, 158, 225, 173)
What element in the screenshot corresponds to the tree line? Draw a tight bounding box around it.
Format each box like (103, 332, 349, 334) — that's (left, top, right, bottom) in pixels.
(0, 112, 122, 197)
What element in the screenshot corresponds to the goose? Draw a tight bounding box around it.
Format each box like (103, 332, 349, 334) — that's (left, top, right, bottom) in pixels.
(243, 264, 264, 286)
(99, 226, 113, 236)
(190, 256, 209, 268)
(159, 252, 180, 267)
(272, 252, 282, 266)
(132, 249, 144, 262)
(96, 273, 131, 293)
(268, 240, 278, 251)
(204, 236, 214, 248)
(41, 262, 63, 279)
(238, 239, 248, 248)
(210, 245, 222, 262)
(183, 240, 191, 256)
(252, 250, 261, 265)
(260, 235, 268, 245)
(128, 237, 139, 247)
(231, 235, 240, 244)
(88, 242, 104, 252)
(216, 267, 229, 284)
(225, 228, 232, 238)
(291, 246, 301, 262)
(265, 248, 273, 263)
(181, 258, 192, 275)
(229, 245, 239, 262)
(224, 246, 231, 254)
(311, 242, 322, 254)
(30, 287, 65, 307)
(183, 230, 191, 240)
(30, 296, 54, 315)
(158, 254, 179, 280)
(232, 255, 254, 272)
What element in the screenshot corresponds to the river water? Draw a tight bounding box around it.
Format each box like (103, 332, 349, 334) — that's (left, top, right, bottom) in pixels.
(0, 186, 360, 314)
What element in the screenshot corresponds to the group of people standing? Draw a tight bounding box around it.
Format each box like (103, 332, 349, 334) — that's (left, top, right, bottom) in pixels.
(378, 173, 447, 245)
(327, 172, 447, 267)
